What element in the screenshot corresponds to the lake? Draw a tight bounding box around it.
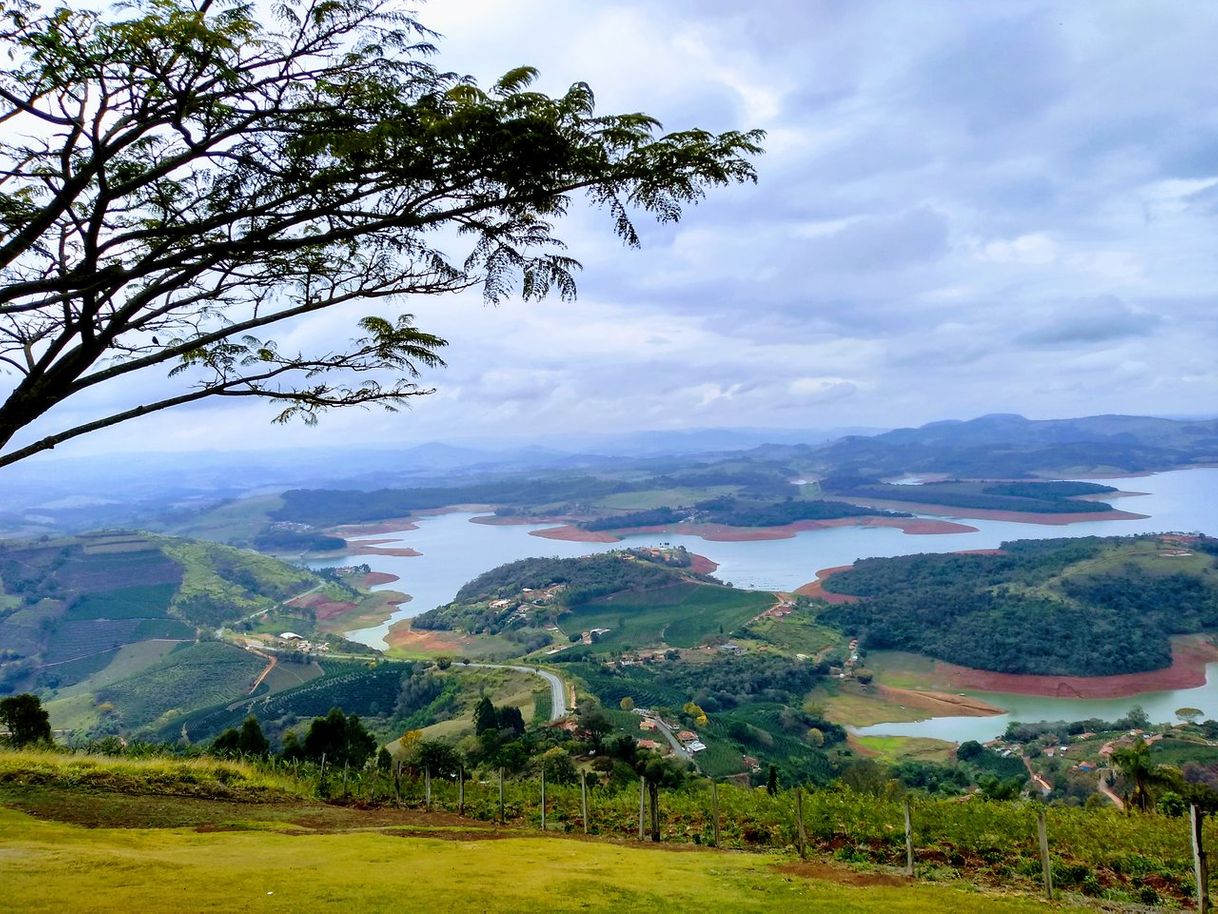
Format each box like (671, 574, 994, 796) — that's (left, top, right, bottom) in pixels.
(326, 467, 1218, 734)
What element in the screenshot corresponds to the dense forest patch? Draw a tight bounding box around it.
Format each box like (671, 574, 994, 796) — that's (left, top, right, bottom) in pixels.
(820, 536, 1218, 676)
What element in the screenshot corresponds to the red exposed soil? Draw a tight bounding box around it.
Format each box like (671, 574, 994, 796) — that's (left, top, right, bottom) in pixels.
(312, 600, 360, 621)
(688, 553, 719, 575)
(929, 636, 1218, 699)
(793, 566, 860, 604)
(359, 571, 401, 586)
(530, 515, 976, 544)
(385, 621, 474, 653)
(833, 496, 1148, 525)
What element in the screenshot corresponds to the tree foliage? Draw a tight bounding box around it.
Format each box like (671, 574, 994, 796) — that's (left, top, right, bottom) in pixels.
(0, 0, 762, 467)
(0, 692, 52, 746)
(821, 536, 1218, 676)
(301, 706, 376, 768)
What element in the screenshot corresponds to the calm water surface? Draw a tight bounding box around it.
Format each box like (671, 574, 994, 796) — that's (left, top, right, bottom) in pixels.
(326, 468, 1218, 734)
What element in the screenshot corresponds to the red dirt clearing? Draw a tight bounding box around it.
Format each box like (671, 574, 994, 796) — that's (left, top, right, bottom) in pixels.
(793, 566, 860, 603)
(359, 571, 400, 586)
(688, 553, 719, 574)
(386, 621, 475, 654)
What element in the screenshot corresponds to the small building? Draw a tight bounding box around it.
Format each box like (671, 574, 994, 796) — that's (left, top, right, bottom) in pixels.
(677, 730, 697, 742)
(279, 632, 304, 641)
(639, 719, 658, 731)
(637, 739, 663, 751)
(686, 740, 707, 753)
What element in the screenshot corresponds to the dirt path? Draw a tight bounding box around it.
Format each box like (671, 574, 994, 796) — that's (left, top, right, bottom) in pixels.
(246, 648, 277, 695)
(1097, 768, 1125, 810)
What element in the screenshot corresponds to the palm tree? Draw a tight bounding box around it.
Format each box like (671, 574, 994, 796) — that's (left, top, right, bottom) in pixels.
(1111, 738, 1171, 812)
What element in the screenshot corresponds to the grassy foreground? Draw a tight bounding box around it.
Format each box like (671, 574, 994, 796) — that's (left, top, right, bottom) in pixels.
(0, 801, 1071, 913)
(0, 749, 1076, 911)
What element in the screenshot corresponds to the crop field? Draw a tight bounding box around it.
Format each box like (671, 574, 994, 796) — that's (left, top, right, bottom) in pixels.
(55, 547, 183, 591)
(55, 640, 182, 697)
(259, 659, 325, 693)
(99, 642, 266, 730)
(746, 611, 846, 657)
(565, 583, 772, 650)
(65, 583, 177, 620)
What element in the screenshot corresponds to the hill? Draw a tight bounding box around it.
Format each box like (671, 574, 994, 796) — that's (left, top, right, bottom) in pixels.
(809, 413, 1218, 478)
(821, 534, 1218, 676)
(413, 548, 725, 637)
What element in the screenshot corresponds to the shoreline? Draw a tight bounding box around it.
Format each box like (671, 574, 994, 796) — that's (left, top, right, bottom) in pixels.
(831, 496, 1148, 525)
(527, 514, 978, 544)
(933, 635, 1218, 700)
(807, 559, 1218, 701)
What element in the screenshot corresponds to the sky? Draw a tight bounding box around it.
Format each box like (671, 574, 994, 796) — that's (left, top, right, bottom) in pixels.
(7, 0, 1218, 459)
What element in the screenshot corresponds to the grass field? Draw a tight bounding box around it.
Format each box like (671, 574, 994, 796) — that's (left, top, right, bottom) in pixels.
(564, 583, 773, 650)
(809, 679, 931, 727)
(852, 735, 956, 764)
(747, 610, 846, 657)
(0, 794, 1078, 913)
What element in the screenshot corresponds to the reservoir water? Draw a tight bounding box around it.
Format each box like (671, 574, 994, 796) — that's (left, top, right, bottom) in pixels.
(327, 468, 1218, 736)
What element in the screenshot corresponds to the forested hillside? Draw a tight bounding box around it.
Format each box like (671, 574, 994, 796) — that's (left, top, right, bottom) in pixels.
(821, 535, 1218, 675)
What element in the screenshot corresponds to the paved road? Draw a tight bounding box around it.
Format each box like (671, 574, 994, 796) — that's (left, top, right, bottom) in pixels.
(649, 715, 694, 763)
(469, 663, 568, 720)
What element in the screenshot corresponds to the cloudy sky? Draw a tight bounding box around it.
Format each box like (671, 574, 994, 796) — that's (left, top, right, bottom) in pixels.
(10, 0, 1218, 458)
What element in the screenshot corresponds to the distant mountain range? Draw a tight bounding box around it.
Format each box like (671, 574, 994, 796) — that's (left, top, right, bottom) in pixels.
(5, 413, 1218, 536)
(805, 413, 1218, 478)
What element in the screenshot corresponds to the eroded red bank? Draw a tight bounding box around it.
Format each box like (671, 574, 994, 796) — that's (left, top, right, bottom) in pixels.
(799, 561, 1218, 700)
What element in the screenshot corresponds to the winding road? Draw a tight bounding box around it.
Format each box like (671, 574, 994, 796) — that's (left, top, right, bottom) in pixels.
(469, 663, 568, 721)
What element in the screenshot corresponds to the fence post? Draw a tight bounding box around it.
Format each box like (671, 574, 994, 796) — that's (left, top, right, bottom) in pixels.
(393, 761, 400, 804)
(540, 766, 547, 831)
(342, 761, 349, 798)
(499, 767, 505, 825)
(903, 797, 914, 878)
(638, 776, 646, 840)
(458, 765, 465, 816)
(795, 788, 807, 859)
(1037, 808, 1053, 901)
(649, 781, 660, 842)
(424, 766, 431, 810)
(711, 780, 720, 848)
(1192, 803, 1210, 913)
(580, 770, 589, 835)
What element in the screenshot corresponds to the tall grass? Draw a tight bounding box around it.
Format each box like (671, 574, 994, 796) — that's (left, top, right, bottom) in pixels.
(1, 746, 1210, 905)
(0, 748, 315, 801)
